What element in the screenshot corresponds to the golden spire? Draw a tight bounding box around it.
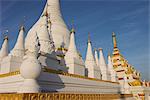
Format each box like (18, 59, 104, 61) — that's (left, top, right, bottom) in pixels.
(112, 32, 117, 48)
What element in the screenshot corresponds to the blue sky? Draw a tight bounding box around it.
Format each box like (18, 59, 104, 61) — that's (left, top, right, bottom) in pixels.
(0, 0, 149, 80)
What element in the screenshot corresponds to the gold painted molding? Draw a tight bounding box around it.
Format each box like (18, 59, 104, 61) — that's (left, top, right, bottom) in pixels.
(43, 68, 119, 84)
(0, 71, 20, 78)
(0, 68, 119, 84)
(0, 93, 133, 100)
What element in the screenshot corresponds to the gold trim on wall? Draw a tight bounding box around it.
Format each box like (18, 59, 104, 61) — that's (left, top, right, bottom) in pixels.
(43, 68, 119, 84)
(0, 93, 133, 100)
(0, 71, 20, 78)
(0, 68, 119, 84)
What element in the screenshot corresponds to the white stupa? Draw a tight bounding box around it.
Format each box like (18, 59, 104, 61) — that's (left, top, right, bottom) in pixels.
(25, 0, 70, 50)
(0, 35, 9, 73)
(99, 48, 108, 80)
(0, 36, 8, 62)
(65, 28, 85, 76)
(94, 48, 99, 66)
(10, 25, 25, 57)
(25, 1, 68, 72)
(0, 26, 25, 74)
(85, 34, 101, 79)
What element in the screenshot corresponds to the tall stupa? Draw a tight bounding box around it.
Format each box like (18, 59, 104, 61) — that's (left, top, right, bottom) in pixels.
(25, 0, 70, 51)
(25, 0, 70, 71)
(111, 32, 150, 100)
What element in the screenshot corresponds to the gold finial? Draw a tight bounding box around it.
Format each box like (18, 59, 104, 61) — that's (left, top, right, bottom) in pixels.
(19, 16, 26, 32)
(108, 52, 111, 57)
(99, 48, 103, 51)
(70, 28, 75, 33)
(112, 32, 116, 37)
(112, 32, 117, 48)
(19, 25, 25, 32)
(70, 19, 75, 33)
(2, 30, 9, 40)
(88, 33, 91, 43)
(71, 19, 74, 27)
(94, 48, 97, 51)
(108, 49, 112, 57)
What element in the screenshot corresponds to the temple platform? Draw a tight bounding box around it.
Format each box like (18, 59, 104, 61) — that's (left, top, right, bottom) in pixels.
(0, 68, 120, 94)
(0, 69, 135, 100)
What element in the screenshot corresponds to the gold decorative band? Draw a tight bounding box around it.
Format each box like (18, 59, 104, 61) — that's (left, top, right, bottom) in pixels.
(0, 68, 119, 84)
(43, 68, 119, 84)
(0, 93, 133, 100)
(0, 71, 20, 78)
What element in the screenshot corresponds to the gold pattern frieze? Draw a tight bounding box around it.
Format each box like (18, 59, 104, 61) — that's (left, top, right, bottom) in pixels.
(0, 93, 133, 100)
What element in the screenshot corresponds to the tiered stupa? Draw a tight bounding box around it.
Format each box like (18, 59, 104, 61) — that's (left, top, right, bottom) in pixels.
(111, 32, 150, 100)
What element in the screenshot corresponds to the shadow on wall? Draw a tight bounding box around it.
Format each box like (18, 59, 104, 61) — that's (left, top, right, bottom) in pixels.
(37, 52, 66, 92)
(38, 72, 65, 93)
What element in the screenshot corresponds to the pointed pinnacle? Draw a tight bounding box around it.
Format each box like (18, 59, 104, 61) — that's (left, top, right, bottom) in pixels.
(88, 33, 91, 43)
(99, 48, 103, 51)
(70, 28, 75, 33)
(112, 32, 116, 37)
(94, 48, 97, 51)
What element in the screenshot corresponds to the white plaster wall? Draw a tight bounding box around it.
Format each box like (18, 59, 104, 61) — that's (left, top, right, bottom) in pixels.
(66, 58, 85, 76)
(0, 56, 23, 74)
(38, 72, 120, 94)
(130, 86, 150, 100)
(38, 55, 67, 72)
(0, 72, 120, 94)
(0, 75, 24, 93)
(87, 67, 101, 79)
